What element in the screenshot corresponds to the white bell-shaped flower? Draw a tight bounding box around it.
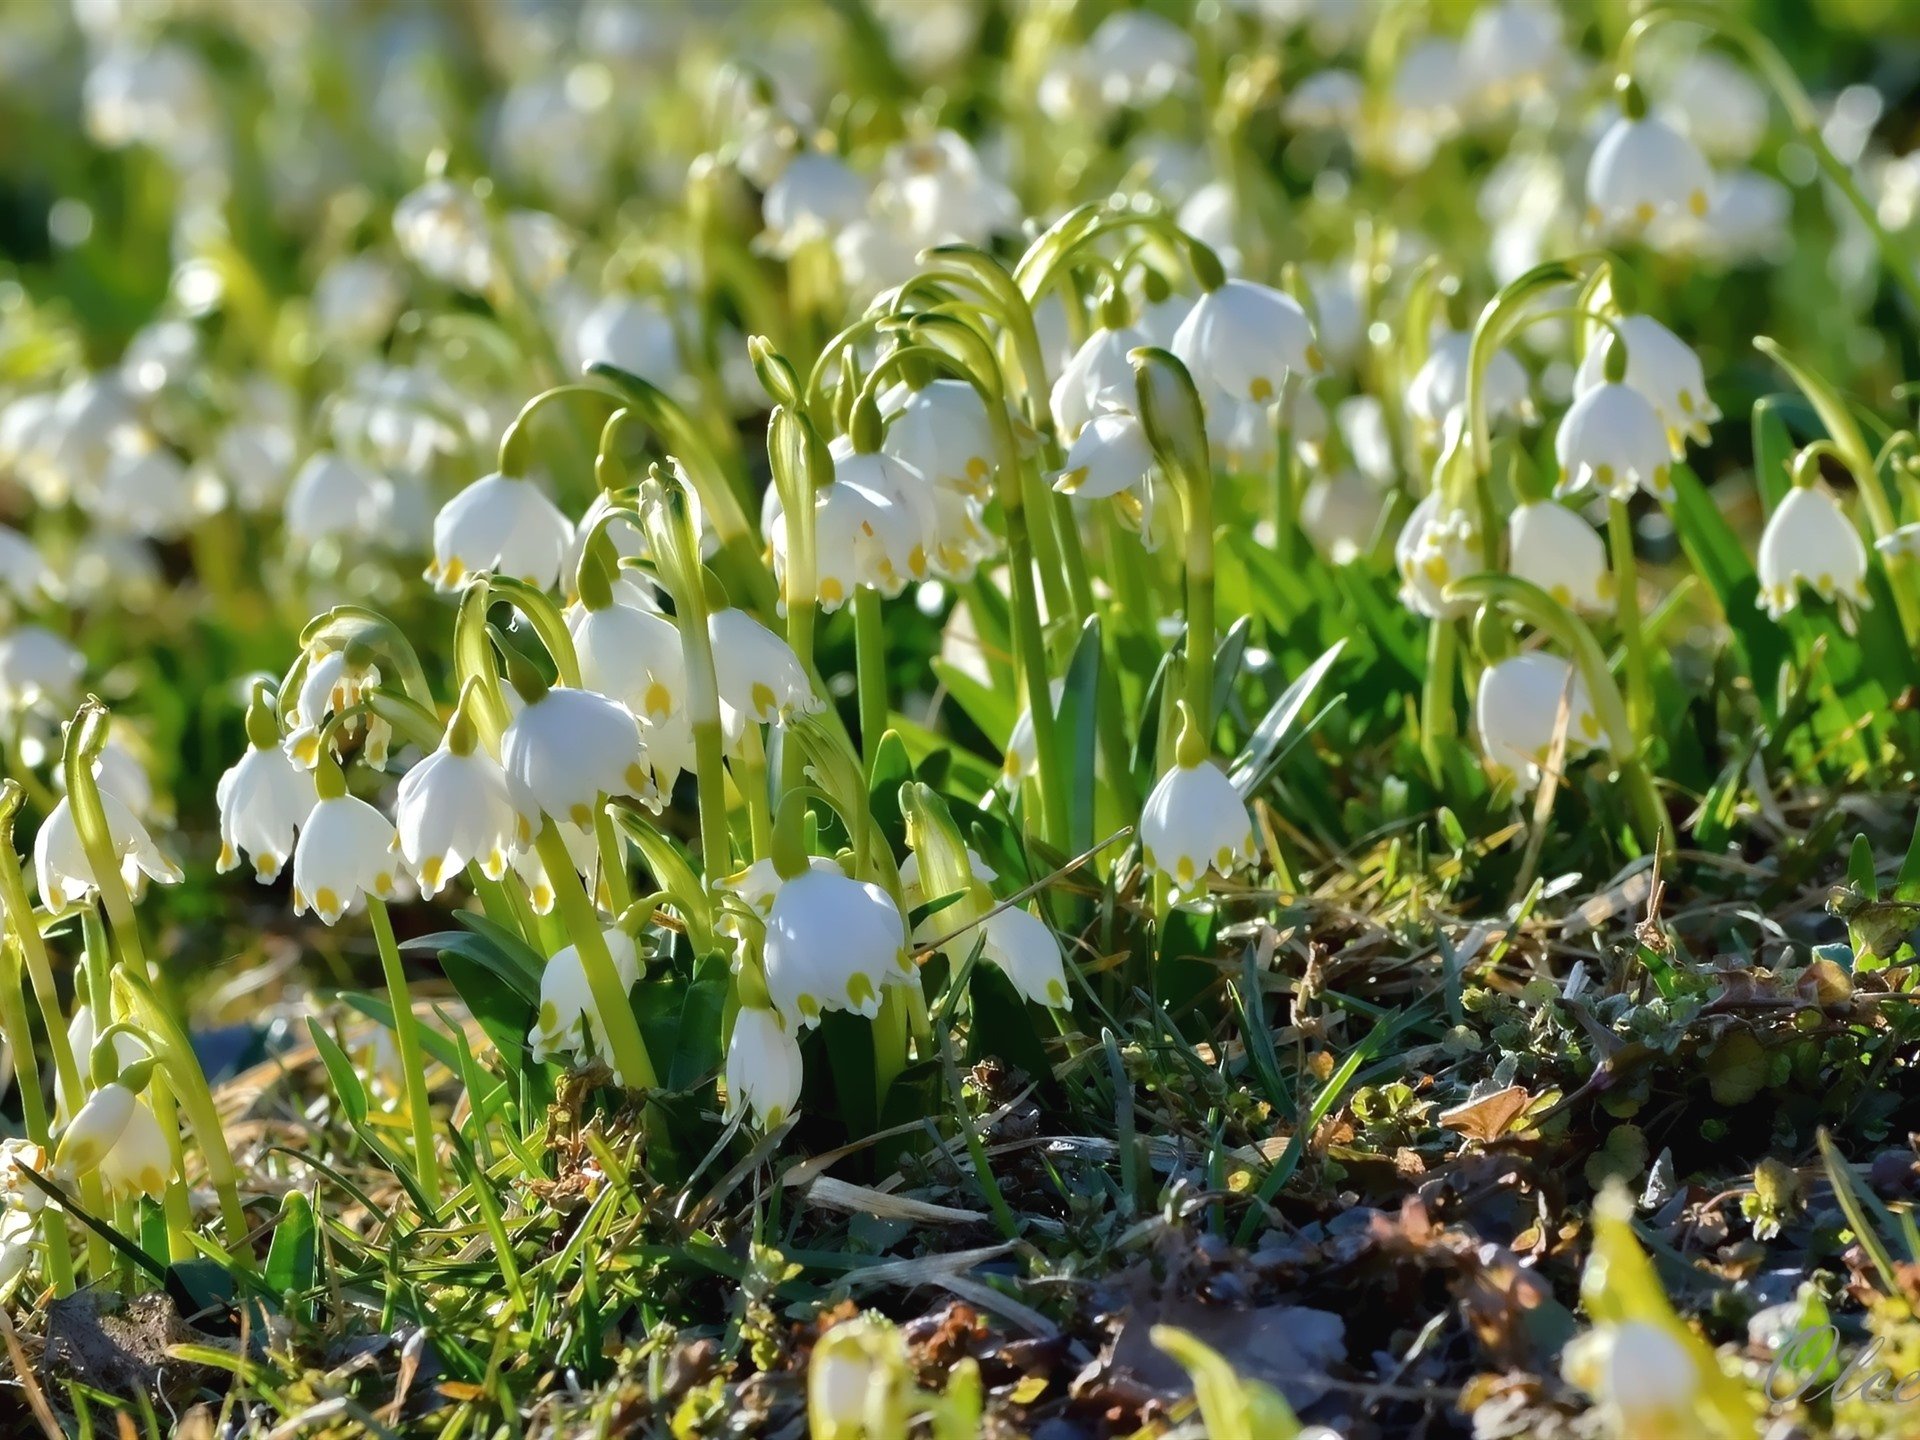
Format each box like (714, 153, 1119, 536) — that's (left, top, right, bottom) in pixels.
(879, 379, 996, 497)
(1141, 745, 1256, 898)
(725, 1003, 804, 1129)
(93, 446, 196, 540)
(976, 905, 1072, 1009)
(1395, 493, 1482, 619)
(570, 599, 688, 725)
(571, 294, 684, 391)
(427, 472, 573, 591)
(1407, 329, 1531, 432)
(56, 1082, 137, 1180)
(507, 818, 597, 916)
(767, 473, 924, 608)
(0, 626, 83, 712)
(286, 647, 389, 768)
(829, 440, 938, 576)
(291, 791, 402, 925)
(97, 1094, 170, 1201)
(762, 151, 869, 256)
(1586, 107, 1713, 235)
(1052, 325, 1149, 442)
(217, 740, 318, 882)
(1564, 1320, 1701, 1428)
(393, 177, 493, 292)
(1507, 501, 1612, 613)
(501, 683, 649, 827)
(1553, 379, 1672, 501)
(1475, 652, 1601, 790)
(529, 927, 643, 1077)
(718, 853, 846, 947)
(1086, 9, 1196, 108)
(0, 525, 50, 604)
(709, 608, 818, 725)
(1001, 678, 1065, 787)
(395, 718, 534, 897)
(1758, 484, 1869, 620)
(312, 253, 404, 349)
(35, 792, 181, 908)
(1172, 279, 1320, 404)
(1301, 470, 1387, 565)
(1573, 315, 1718, 456)
(91, 737, 155, 821)
(1054, 410, 1154, 501)
(1460, 1, 1564, 109)
(764, 867, 910, 1026)
(1661, 53, 1768, 164)
(1283, 69, 1364, 130)
(284, 451, 393, 545)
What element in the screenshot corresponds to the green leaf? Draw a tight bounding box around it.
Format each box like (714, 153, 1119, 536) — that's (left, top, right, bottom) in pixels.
(931, 657, 1015, 750)
(611, 811, 714, 954)
(1668, 464, 1791, 715)
(1054, 616, 1104, 857)
(307, 1017, 368, 1127)
(404, 921, 540, 1008)
(263, 1191, 318, 1319)
(1230, 641, 1345, 798)
(667, 952, 731, 1094)
(1151, 1326, 1302, 1440)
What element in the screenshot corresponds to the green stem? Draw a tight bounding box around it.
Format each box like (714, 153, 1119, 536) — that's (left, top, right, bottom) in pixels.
(854, 586, 889, 773)
(536, 824, 658, 1092)
(366, 898, 444, 1211)
(0, 948, 74, 1293)
(1182, 470, 1217, 727)
(148, 1071, 194, 1264)
(1420, 621, 1459, 779)
(1608, 500, 1653, 737)
(735, 722, 775, 857)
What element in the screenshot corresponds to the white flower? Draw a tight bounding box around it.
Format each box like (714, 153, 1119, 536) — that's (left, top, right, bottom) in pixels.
(1759, 485, 1869, 620)
(35, 792, 181, 908)
(1051, 325, 1149, 442)
(726, 1004, 804, 1128)
(284, 451, 393, 545)
(1565, 1320, 1700, 1425)
(1553, 381, 1673, 501)
(1141, 758, 1255, 896)
(1507, 501, 1612, 613)
(291, 794, 402, 924)
(879, 129, 1018, 246)
(502, 685, 649, 827)
(312, 253, 405, 349)
(1172, 279, 1320, 404)
(709, 608, 818, 725)
(1301, 470, 1387, 565)
(1053, 410, 1154, 500)
(286, 648, 389, 768)
(507, 818, 597, 916)
(1586, 112, 1713, 235)
(216, 743, 317, 882)
(0, 1207, 32, 1297)
(570, 294, 684, 390)
(718, 854, 846, 947)
(395, 743, 533, 897)
(529, 928, 643, 1077)
(394, 178, 492, 291)
(762, 151, 869, 255)
(1001, 679, 1065, 787)
(1085, 9, 1195, 108)
(93, 445, 196, 539)
(0, 525, 50, 604)
(767, 472, 924, 608)
(1395, 493, 1482, 619)
(97, 1095, 169, 1200)
(1407, 329, 1531, 432)
(880, 380, 997, 496)
(91, 737, 155, 821)
(1475, 652, 1601, 789)
(427, 473, 573, 591)
(976, 905, 1072, 1009)
(1661, 53, 1769, 164)
(0, 626, 83, 712)
(764, 868, 910, 1026)
(570, 600, 688, 724)
(1460, 1, 1564, 109)
(56, 1083, 137, 1179)
(1283, 69, 1364, 130)
(1573, 315, 1718, 456)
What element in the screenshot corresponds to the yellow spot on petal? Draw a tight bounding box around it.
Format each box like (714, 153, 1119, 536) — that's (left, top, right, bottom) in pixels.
(819, 577, 844, 605)
(751, 681, 777, 718)
(444, 557, 466, 585)
(375, 871, 394, 895)
(569, 803, 591, 826)
(1689, 189, 1708, 217)
(625, 762, 648, 791)
(315, 886, 341, 916)
(1176, 856, 1196, 885)
(1249, 376, 1275, 403)
(419, 856, 443, 890)
(1634, 201, 1655, 225)
(1216, 845, 1235, 871)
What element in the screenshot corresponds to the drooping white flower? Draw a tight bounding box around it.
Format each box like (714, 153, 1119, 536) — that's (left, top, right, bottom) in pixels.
(1395, 493, 1482, 619)
(1053, 410, 1155, 500)
(91, 736, 156, 821)
(709, 608, 818, 725)
(879, 382, 995, 497)
(1572, 315, 1718, 456)
(35, 792, 181, 908)
(725, 1003, 804, 1129)
(1001, 678, 1065, 788)
(1475, 652, 1601, 790)
(1283, 69, 1364, 130)
(879, 129, 1019, 247)
(1586, 110, 1714, 235)
(569, 599, 688, 725)
(1141, 757, 1256, 897)
(529, 927, 644, 1077)
(1301, 470, 1388, 565)
(312, 253, 405, 349)
(1758, 485, 1869, 620)
(763, 867, 910, 1026)
(1052, 325, 1150, 442)
(0, 626, 83, 712)
(395, 738, 534, 897)
(1564, 1320, 1701, 1428)
(216, 742, 318, 882)
(507, 818, 597, 916)
(393, 177, 493, 292)
(767, 471, 924, 608)
(427, 473, 573, 591)
(286, 647, 389, 768)
(56, 1083, 137, 1180)
(96, 1095, 170, 1201)
(1553, 380, 1672, 502)
(1172, 279, 1319, 404)
(1407, 328, 1531, 432)
(1508, 501, 1612, 613)
(1660, 53, 1769, 164)
(284, 451, 393, 545)
(570, 294, 684, 390)
(1085, 9, 1196, 108)
(762, 151, 869, 255)
(976, 905, 1072, 1009)
(1460, 1, 1565, 110)
(290, 793, 402, 924)
(501, 685, 649, 827)
(0, 525, 51, 604)
(92, 444, 196, 540)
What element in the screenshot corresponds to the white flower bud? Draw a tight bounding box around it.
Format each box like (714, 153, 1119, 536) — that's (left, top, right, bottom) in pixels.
(1475, 652, 1600, 789)
(725, 1003, 803, 1129)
